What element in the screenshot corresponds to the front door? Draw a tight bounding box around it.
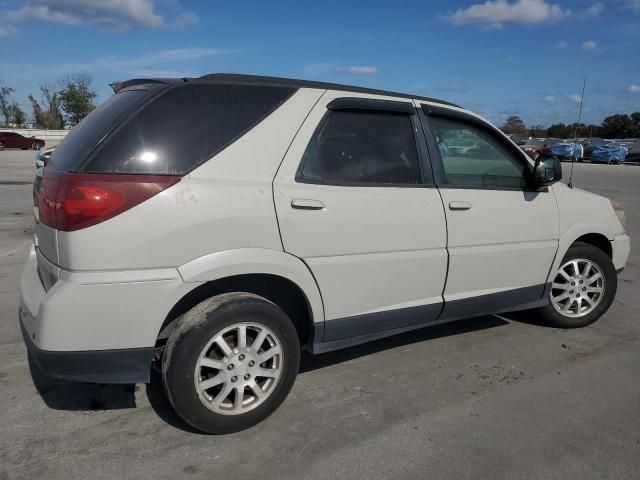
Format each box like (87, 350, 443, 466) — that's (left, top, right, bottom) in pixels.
(419, 104, 559, 319)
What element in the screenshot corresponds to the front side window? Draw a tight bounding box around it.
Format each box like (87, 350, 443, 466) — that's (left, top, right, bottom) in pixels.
(429, 116, 527, 189)
(297, 110, 422, 185)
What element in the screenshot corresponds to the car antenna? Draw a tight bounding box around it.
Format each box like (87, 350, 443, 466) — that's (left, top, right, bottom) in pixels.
(568, 76, 587, 189)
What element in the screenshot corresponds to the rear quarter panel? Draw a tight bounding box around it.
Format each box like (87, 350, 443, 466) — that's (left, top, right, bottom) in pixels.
(56, 88, 324, 271)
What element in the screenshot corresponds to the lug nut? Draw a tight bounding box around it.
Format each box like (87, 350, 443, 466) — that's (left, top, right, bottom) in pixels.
(582, 287, 586, 291)
(231, 376, 238, 383)
(227, 364, 234, 371)
(576, 293, 581, 297)
(570, 290, 574, 294)
(248, 360, 255, 367)
(571, 282, 575, 286)
(244, 374, 250, 380)
(238, 354, 245, 361)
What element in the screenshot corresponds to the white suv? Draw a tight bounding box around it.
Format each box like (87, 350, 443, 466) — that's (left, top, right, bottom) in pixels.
(20, 74, 630, 434)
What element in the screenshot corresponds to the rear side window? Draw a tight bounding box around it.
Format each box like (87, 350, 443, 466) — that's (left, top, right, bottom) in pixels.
(297, 110, 422, 185)
(84, 83, 295, 174)
(48, 88, 153, 172)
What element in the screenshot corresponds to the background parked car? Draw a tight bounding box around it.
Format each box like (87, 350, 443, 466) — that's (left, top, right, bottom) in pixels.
(591, 143, 628, 164)
(578, 137, 608, 159)
(0, 131, 45, 150)
(624, 140, 640, 162)
(521, 138, 562, 159)
(507, 134, 528, 146)
(551, 140, 584, 162)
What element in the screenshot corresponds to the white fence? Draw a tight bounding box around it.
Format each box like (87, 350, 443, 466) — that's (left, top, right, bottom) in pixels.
(1, 128, 69, 147)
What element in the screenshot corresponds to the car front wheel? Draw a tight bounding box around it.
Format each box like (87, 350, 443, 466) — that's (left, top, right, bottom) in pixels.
(162, 292, 300, 434)
(32, 142, 41, 151)
(538, 242, 617, 328)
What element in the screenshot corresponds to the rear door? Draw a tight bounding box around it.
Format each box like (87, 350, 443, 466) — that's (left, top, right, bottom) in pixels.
(417, 104, 559, 318)
(274, 92, 448, 344)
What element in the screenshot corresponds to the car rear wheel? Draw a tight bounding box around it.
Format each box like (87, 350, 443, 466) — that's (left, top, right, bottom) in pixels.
(32, 142, 41, 151)
(537, 242, 616, 328)
(162, 292, 300, 434)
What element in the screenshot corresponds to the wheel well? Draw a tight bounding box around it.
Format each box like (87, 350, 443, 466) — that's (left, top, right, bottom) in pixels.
(158, 274, 314, 349)
(574, 233, 612, 258)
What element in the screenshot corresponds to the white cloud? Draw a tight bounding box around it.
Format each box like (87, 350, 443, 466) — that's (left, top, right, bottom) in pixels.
(0, 24, 17, 38)
(582, 40, 597, 50)
(629, 84, 640, 93)
(171, 11, 198, 29)
(0, 48, 236, 81)
(446, 0, 569, 28)
(543, 95, 555, 103)
(568, 94, 582, 103)
(1, 0, 165, 35)
(336, 66, 378, 75)
(580, 2, 604, 18)
(625, 0, 640, 11)
(554, 41, 568, 48)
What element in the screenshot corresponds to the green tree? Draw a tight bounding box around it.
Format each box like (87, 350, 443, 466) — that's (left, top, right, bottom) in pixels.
(29, 84, 64, 129)
(528, 124, 546, 137)
(60, 72, 97, 125)
(0, 86, 16, 125)
(630, 112, 640, 137)
(11, 104, 26, 126)
(501, 115, 526, 135)
(600, 114, 632, 139)
(546, 123, 569, 138)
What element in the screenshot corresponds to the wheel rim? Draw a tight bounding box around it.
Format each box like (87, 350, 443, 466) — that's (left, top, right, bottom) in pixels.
(550, 258, 605, 318)
(194, 322, 283, 415)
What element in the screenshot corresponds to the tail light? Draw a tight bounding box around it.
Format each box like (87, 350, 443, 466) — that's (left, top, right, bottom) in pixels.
(38, 171, 180, 231)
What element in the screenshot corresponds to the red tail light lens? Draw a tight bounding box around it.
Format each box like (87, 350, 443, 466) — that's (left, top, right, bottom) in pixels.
(38, 171, 180, 231)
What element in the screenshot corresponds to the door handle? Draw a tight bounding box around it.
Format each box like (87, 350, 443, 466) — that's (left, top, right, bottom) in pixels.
(291, 198, 325, 210)
(448, 201, 472, 211)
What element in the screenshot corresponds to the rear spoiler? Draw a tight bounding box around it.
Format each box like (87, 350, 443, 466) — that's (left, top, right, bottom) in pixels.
(112, 78, 186, 93)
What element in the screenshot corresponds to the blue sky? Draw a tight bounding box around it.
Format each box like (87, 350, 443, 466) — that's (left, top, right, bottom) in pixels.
(1, 0, 639, 127)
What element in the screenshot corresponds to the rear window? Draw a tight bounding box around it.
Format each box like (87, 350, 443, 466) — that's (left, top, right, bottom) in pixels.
(84, 83, 295, 174)
(48, 88, 154, 172)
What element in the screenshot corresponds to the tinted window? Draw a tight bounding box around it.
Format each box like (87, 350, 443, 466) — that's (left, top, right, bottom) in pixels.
(297, 110, 421, 185)
(430, 117, 526, 189)
(85, 83, 295, 174)
(48, 88, 154, 172)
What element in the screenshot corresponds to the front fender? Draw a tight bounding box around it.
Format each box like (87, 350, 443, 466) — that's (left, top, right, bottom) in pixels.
(546, 223, 615, 283)
(178, 248, 325, 326)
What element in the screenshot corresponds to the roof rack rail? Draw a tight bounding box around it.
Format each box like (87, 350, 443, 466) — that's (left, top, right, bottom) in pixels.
(196, 73, 461, 108)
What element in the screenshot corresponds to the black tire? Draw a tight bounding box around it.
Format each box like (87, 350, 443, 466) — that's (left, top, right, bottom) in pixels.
(162, 292, 300, 434)
(32, 142, 41, 151)
(537, 242, 617, 328)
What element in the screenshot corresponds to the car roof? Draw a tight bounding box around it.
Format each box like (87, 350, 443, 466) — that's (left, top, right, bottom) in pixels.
(115, 73, 462, 108)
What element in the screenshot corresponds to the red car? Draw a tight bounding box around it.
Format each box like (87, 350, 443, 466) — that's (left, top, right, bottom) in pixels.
(521, 138, 562, 159)
(0, 131, 45, 150)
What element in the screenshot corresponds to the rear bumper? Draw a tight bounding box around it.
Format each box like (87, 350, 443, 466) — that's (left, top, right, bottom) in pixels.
(19, 244, 193, 384)
(20, 315, 153, 384)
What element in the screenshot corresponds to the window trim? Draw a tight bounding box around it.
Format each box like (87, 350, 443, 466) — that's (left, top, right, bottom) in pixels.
(417, 104, 541, 192)
(327, 97, 416, 114)
(295, 106, 433, 188)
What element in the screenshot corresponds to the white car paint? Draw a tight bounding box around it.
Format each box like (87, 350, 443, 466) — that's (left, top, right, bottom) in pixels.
(21, 83, 630, 362)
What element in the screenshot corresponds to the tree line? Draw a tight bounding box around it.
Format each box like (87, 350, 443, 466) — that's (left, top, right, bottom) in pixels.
(501, 113, 640, 140)
(0, 72, 97, 129)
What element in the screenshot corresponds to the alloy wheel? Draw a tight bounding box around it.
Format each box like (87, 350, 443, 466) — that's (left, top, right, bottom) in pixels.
(194, 322, 283, 415)
(550, 258, 605, 318)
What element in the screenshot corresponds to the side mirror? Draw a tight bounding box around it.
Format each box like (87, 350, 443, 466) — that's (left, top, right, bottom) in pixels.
(533, 155, 562, 186)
